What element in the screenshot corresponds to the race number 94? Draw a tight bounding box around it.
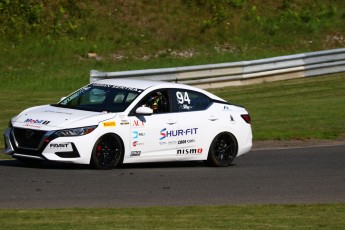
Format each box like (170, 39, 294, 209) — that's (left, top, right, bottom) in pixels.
(176, 92, 191, 104)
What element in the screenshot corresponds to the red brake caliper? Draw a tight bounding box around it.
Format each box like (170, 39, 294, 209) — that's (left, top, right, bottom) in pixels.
(97, 145, 102, 157)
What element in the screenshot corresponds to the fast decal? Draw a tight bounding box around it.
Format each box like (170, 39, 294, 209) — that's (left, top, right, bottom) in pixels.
(103, 121, 116, 127)
(176, 91, 191, 104)
(177, 148, 203, 155)
(24, 118, 51, 125)
(49, 143, 73, 151)
(160, 128, 198, 140)
(92, 83, 143, 93)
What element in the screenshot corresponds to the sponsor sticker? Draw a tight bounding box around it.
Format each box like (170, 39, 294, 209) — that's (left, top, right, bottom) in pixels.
(92, 83, 143, 93)
(43, 110, 73, 115)
(178, 139, 195, 144)
(103, 121, 116, 127)
(24, 118, 51, 125)
(160, 128, 198, 140)
(132, 141, 144, 147)
(49, 143, 73, 151)
(23, 124, 42, 129)
(132, 131, 145, 139)
(177, 148, 203, 155)
(132, 120, 145, 127)
(130, 151, 141, 156)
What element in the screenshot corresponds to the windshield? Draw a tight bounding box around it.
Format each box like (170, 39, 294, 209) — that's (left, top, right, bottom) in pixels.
(52, 83, 143, 112)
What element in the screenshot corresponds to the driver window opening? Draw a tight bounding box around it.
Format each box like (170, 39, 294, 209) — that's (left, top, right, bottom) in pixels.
(139, 90, 169, 114)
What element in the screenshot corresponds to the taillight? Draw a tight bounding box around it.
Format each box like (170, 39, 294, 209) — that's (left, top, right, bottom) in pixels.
(241, 114, 251, 124)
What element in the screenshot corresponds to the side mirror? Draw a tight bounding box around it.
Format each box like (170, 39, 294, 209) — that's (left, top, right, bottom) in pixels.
(59, 97, 67, 102)
(135, 107, 153, 115)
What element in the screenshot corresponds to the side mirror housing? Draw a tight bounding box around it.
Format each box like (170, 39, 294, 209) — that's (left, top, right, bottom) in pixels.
(59, 97, 67, 103)
(135, 107, 153, 115)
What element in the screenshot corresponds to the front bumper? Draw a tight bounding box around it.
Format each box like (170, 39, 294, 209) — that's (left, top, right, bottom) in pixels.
(4, 128, 14, 155)
(3, 127, 82, 162)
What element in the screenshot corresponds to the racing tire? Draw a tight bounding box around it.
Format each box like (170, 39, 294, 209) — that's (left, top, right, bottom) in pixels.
(207, 132, 238, 167)
(91, 134, 124, 169)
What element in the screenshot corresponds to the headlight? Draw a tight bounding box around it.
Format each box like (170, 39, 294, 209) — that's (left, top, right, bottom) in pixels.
(54, 125, 97, 137)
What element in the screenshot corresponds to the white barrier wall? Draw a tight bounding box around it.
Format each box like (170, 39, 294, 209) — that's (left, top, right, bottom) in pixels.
(90, 48, 345, 89)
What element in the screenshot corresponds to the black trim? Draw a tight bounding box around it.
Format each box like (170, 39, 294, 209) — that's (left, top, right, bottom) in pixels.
(212, 99, 245, 109)
(10, 129, 58, 159)
(212, 99, 230, 105)
(55, 143, 80, 158)
(4, 134, 8, 149)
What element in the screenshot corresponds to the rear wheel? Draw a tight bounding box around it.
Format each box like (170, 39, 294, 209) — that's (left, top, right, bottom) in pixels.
(207, 132, 238, 167)
(91, 134, 123, 169)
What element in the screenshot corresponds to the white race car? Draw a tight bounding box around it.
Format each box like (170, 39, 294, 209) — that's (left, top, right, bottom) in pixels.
(4, 79, 252, 169)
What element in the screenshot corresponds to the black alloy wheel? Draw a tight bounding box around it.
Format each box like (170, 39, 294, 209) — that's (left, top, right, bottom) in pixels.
(207, 132, 238, 167)
(91, 134, 123, 169)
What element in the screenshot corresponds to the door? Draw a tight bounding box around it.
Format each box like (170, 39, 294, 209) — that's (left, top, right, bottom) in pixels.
(129, 89, 178, 159)
(172, 89, 214, 159)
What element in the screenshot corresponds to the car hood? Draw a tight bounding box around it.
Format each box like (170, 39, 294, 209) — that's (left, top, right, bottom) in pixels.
(11, 105, 117, 131)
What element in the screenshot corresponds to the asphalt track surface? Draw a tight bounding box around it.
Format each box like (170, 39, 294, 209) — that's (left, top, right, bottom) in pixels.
(0, 144, 344, 209)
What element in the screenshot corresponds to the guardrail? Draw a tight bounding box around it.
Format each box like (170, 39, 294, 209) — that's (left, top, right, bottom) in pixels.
(90, 48, 345, 89)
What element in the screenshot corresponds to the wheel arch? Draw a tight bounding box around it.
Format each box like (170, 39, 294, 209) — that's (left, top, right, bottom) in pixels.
(209, 131, 239, 154)
(207, 131, 239, 167)
(90, 132, 126, 168)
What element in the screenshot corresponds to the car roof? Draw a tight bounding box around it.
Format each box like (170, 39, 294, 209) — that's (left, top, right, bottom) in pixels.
(94, 78, 175, 90)
(93, 78, 226, 102)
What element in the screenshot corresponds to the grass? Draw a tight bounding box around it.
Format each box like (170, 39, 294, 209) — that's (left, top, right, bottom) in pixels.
(0, 204, 344, 229)
(209, 73, 345, 140)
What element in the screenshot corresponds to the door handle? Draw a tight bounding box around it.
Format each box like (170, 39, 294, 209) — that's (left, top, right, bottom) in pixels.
(166, 119, 177, 125)
(208, 116, 219, 121)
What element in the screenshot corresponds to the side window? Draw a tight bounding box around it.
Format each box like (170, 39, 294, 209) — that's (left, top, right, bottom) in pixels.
(137, 90, 170, 114)
(174, 90, 211, 112)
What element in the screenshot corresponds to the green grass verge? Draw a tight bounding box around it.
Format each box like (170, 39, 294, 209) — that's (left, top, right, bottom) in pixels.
(209, 73, 345, 140)
(0, 204, 344, 229)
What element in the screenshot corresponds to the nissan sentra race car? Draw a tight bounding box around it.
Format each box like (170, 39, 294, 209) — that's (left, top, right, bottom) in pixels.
(3, 79, 252, 169)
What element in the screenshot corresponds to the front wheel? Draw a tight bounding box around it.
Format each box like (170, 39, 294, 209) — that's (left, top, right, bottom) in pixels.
(91, 134, 124, 169)
(207, 132, 238, 167)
